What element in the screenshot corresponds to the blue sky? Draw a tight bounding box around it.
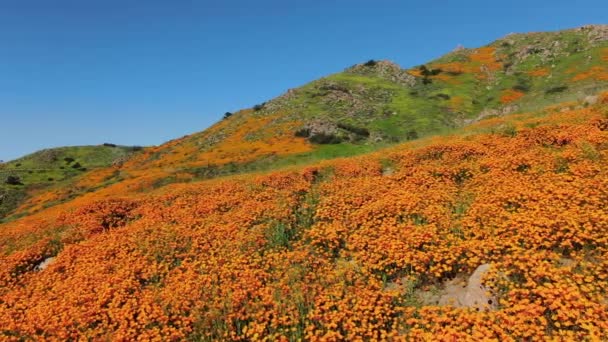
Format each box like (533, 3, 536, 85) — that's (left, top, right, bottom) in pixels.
(1, 0, 606, 161)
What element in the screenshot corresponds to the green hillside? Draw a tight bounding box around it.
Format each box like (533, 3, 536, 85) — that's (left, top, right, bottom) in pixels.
(259, 25, 608, 141)
(0, 145, 140, 219)
(117, 26, 608, 175)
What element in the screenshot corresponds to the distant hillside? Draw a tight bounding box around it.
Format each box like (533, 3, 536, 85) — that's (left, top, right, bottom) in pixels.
(0, 145, 140, 220)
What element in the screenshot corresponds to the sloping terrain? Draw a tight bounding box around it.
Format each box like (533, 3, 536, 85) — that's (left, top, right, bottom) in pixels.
(1, 26, 608, 340)
(0, 145, 140, 221)
(122, 25, 608, 173)
(1, 93, 608, 340)
(3, 26, 607, 221)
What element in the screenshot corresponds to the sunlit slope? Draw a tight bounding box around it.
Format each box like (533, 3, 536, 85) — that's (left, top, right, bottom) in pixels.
(0, 145, 139, 221)
(5, 25, 607, 220)
(123, 25, 608, 173)
(1, 93, 607, 340)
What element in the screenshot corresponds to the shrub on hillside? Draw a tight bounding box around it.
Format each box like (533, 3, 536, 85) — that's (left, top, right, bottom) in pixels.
(364, 59, 378, 67)
(337, 123, 370, 137)
(431, 93, 451, 100)
(419, 65, 442, 76)
(513, 77, 532, 93)
(545, 86, 568, 95)
(294, 128, 311, 138)
(406, 130, 419, 140)
(513, 84, 531, 92)
(309, 132, 342, 144)
(5, 175, 22, 185)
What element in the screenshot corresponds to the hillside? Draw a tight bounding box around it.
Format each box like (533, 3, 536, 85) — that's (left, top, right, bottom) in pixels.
(1, 25, 608, 340)
(125, 25, 607, 167)
(0, 145, 141, 221)
(1, 94, 607, 340)
(3, 25, 607, 222)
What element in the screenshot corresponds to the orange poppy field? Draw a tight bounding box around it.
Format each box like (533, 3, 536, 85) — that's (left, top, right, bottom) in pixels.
(1, 92, 608, 341)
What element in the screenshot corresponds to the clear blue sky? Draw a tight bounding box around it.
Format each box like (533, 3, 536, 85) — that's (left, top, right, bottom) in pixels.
(1, 0, 606, 161)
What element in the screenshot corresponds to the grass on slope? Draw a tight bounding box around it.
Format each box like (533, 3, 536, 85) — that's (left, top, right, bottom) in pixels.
(0, 145, 140, 220)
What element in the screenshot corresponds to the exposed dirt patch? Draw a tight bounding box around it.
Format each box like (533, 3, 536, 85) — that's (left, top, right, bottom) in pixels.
(35, 257, 55, 271)
(418, 264, 497, 311)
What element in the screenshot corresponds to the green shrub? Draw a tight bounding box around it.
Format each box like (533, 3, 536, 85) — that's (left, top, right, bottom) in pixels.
(406, 130, 419, 140)
(294, 128, 311, 138)
(364, 59, 378, 67)
(337, 123, 370, 137)
(419, 65, 442, 76)
(545, 86, 568, 95)
(431, 93, 451, 100)
(513, 77, 532, 92)
(5, 175, 22, 185)
(309, 133, 342, 144)
(418, 65, 442, 85)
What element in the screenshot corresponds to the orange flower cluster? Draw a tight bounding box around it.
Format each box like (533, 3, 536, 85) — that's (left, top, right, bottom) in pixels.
(469, 47, 503, 74)
(407, 46, 503, 84)
(500, 89, 525, 104)
(571, 66, 608, 82)
(527, 68, 550, 77)
(6, 110, 312, 219)
(0, 100, 607, 340)
(122, 111, 311, 171)
(449, 96, 465, 111)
